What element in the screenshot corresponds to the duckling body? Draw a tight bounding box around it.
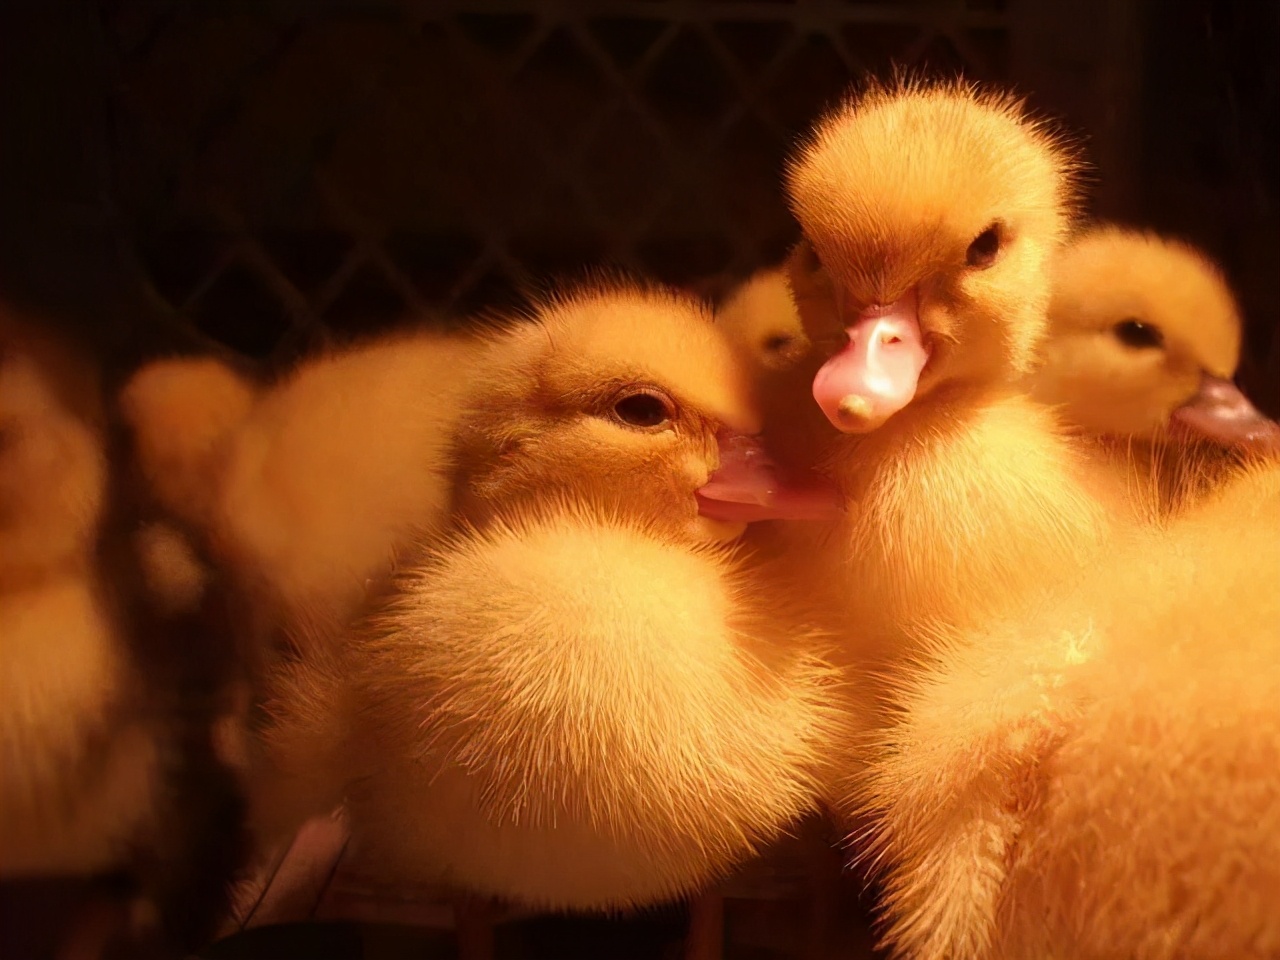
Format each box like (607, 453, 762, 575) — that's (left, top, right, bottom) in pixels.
(128, 281, 835, 908)
(863, 460, 1280, 960)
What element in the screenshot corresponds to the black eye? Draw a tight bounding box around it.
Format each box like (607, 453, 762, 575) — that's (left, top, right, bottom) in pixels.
(1113, 319, 1165, 349)
(612, 390, 674, 428)
(764, 334, 794, 352)
(965, 221, 1003, 268)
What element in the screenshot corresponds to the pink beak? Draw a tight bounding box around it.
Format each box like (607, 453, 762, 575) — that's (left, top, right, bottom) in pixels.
(1171, 375, 1280, 453)
(811, 289, 932, 433)
(696, 432, 842, 523)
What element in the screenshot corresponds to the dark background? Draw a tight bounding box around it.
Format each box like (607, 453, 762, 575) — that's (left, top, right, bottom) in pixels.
(2, 0, 1277, 413)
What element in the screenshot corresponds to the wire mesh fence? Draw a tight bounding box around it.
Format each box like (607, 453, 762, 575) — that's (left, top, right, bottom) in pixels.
(102, 0, 1033, 360)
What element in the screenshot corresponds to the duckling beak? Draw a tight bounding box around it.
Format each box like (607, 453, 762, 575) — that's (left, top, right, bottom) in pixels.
(695, 432, 842, 522)
(1171, 375, 1280, 452)
(812, 289, 932, 433)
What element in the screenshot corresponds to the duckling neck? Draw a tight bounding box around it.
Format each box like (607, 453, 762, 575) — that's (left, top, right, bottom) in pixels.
(818, 384, 1116, 651)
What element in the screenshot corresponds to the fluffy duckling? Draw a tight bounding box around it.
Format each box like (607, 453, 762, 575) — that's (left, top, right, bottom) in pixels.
(1, 309, 117, 878)
(862, 459, 1280, 960)
(745, 78, 1122, 668)
(0, 307, 252, 956)
(121, 328, 481, 655)
(1031, 223, 1280, 510)
(241, 284, 844, 912)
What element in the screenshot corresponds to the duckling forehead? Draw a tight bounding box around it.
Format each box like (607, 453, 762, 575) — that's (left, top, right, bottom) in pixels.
(537, 294, 761, 434)
(788, 91, 1069, 284)
(1055, 232, 1243, 375)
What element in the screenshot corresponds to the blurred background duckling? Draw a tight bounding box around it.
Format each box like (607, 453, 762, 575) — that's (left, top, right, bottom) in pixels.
(0, 304, 253, 958)
(121, 325, 483, 658)
(860, 457, 1280, 960)
(1031, 223, 1280, 513)
(237, 282, 844, 917)
(716, 266, 810, 374)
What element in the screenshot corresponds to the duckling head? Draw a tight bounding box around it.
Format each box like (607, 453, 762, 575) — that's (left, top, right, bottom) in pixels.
(784, 77, 1080, 434)
(1033, 224, 1279, 451)
(716, 267, 812, 373)
(454, 279, 837, 542)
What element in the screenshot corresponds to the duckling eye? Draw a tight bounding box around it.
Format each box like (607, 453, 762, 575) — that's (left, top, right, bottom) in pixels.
(764, 334, 794, 352)
(612, 390, 675, 429)
(1113, 319, 1165, 350)
(965, 221, 1003, 269)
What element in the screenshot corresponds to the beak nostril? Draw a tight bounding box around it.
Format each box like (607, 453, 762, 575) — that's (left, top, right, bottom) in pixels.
(882, 334, 902, 346)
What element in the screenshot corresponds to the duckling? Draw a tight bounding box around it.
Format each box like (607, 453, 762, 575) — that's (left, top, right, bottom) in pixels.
(861, 459, 1280, 960)
(1030, 223, 1280, 511)
(246, 282, 845, 913)
(1, 307, 253, 957)
(121, 328, 483, 656)
(1, 309, 117, 878)
(750, 78, 1122, 667)
(716, 266, 810, 373)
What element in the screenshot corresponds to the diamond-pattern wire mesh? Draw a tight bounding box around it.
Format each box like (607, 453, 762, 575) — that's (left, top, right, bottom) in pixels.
(103, 1, 1014, 361)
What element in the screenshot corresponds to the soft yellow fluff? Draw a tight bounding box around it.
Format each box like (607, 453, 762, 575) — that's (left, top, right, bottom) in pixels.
(863, 459, 1280, 960)
(0, 315, 106, 583)
(120, 356, 257, 530)
(289, 503, 843, 911)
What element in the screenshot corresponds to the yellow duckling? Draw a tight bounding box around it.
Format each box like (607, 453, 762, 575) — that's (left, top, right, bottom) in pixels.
(1031, 223, 1279, 511)
(746, 77, 1125, 671)
(246, 283, 843, 912)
